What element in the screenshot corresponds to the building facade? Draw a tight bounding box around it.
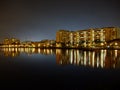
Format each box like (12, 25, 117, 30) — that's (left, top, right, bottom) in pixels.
(56, 27, 120, 48)
(2, 38, 20, 47)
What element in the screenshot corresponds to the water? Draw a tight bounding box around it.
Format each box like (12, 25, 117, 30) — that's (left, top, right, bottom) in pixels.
(0, 48, 120, 89)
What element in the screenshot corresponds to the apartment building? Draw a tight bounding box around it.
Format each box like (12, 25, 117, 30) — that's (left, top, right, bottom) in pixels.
(56, 30, 69, 47)
(56, 27, 120, 48)
(2, 38, 20, 47)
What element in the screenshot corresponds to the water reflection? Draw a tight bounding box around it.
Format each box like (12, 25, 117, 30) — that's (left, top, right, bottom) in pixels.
(0, 48, 120, 69)
(56, 49, 120, 69)
(0, 48, 56, 57)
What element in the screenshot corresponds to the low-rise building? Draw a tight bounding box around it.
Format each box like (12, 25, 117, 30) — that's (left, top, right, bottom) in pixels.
(2, 38, 20, 47)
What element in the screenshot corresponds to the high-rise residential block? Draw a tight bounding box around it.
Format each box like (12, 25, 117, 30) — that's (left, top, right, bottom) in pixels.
(56, 27, 120, 48)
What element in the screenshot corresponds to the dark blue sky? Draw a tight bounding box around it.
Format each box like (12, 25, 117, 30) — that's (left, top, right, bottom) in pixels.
(0, 0, 120, 41)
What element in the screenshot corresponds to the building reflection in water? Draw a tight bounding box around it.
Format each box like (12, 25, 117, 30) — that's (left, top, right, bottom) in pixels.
(0, 48, 56, 57)
(0, 48, 20, 57)
(56, 49, 120, 69)
(0, 48, 120, 69)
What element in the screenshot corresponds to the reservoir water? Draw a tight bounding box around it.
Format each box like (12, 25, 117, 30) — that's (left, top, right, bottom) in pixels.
(0, 48, 120, 89)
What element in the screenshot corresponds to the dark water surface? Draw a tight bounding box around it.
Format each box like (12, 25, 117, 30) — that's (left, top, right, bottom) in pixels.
(0, 48, 120, 89)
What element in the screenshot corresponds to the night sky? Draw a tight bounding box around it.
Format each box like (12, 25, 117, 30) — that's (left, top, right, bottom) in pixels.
(0, 0, 120, 41)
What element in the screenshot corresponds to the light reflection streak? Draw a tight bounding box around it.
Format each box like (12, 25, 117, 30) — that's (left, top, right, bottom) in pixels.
(101, 50, 104, 68)
(70, 49, 73, 64)
(88, 51, 91, 65)
(92, 51, 95, 68)
(115, 50, 118, 58)
(84, 51, 86, 66)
